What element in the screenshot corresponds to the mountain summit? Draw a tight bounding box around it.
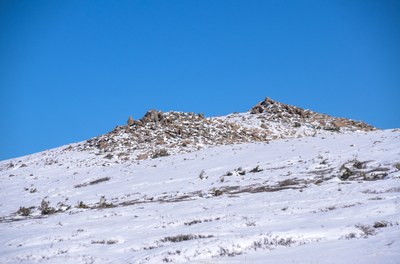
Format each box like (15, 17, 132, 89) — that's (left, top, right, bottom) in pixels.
(84, 97, 375, 161)
(250, 97, 374, 131)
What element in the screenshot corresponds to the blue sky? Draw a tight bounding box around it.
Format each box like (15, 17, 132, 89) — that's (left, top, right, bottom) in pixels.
(1, 0, 399, 160)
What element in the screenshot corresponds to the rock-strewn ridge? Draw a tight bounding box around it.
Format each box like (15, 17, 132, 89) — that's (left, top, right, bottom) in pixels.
(250, 97, 374, 131)
(83, 97, 375, 161)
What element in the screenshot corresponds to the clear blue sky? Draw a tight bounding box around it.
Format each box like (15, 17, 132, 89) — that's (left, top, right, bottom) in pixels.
(1, 0, 399, 160)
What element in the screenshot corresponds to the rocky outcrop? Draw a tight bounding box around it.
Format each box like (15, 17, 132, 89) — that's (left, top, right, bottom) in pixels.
(250, 97, 375, 132)
(83, 97, 376, 162)
(127, 116, 135, 126)
(86, 110, 270, 160)
(142, 110, 164, 123)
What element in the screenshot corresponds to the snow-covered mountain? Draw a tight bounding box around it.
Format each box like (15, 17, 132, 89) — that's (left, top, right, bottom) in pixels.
(1, 98, 399, 263)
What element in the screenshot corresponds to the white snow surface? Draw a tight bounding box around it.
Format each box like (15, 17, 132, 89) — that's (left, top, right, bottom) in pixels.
(1, 129, 400, 263)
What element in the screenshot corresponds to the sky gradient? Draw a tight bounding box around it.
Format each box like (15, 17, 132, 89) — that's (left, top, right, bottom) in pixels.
(1, 0, 399, 160)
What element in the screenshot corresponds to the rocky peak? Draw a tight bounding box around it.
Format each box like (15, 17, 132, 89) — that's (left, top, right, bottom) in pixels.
(251, 97, 312, 119)
(250, 97, 375, 132)
(83, 97, 376, 162)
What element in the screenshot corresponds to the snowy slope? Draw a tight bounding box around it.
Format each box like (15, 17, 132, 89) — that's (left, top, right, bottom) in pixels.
(1, 128, 399, 263)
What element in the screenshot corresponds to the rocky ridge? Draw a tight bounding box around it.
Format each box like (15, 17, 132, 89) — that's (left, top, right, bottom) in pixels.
(249, 97, 374, 131)
(84, 110, 269, 161)
(82, 97, 375, 162)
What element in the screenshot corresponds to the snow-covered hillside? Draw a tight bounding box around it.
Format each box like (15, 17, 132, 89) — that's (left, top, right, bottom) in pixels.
(1, 128, 399, 263)
(0, 98, 399, 263)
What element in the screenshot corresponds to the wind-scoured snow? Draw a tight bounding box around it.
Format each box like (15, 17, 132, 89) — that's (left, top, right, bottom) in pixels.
(1, 128, 399, 263)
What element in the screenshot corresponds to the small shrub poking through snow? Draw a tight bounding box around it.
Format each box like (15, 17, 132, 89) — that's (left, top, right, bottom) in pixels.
(184, 219, 202, 226)
(249, 165, 263, 173)
(77, 201, 89, 209)
(91, 239, 118, 245)
(362, 187, 400, 194)
(210, 188, 224, 197)
(238, 169, 246, 176)
(355, 224, 376, 238)
(218, 247, 242, 257)
(225, 171, 233, 176)
(17, 207, 32, 216)
(97, 196, 115, 208)
(373, 221, 389, 228)
(40, 199, 56, 215)
(198, 170, 207, 180)
(278, 178, 300, 187)
(343, 232, 357, 240)
(160, 234, 213, 243)
(251, 235, 295, 250)
(74, 177, 111, 188)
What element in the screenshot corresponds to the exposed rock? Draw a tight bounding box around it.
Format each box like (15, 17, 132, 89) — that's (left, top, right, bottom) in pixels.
(137, 154, 148, 160)
(83, 97, 376, 162)
(142, 110, 164, 123)
(152, 149, 170, 159)
(333, 120, 346, 128)
(127, 116, 135, 126)
(250, 97, 375, 132)
(251, 105, 263, 114)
